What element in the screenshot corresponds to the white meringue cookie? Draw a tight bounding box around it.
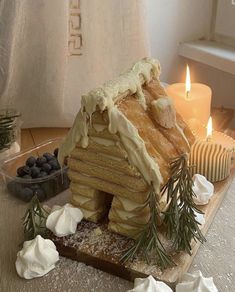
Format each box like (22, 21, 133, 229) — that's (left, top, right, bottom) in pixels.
(15, 235, 59, 279)
(46, 203, 83, 237)
(128, 275, 173, 292)
(192, 174, 214, 205)
(176, 270, 218, 292)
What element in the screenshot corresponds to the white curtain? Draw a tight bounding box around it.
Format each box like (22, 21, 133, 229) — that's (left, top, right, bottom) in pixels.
(0, 0, 149, 128)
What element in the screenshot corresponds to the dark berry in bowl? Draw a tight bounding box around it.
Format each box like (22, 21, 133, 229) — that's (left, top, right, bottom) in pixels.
(42, 163, 52, 173)
(38, 171, 48, 178)
(26, 156, 36, 167)
(34, 188, 46, 202)
(23, 174, 32, 179)
(53, 148, 59, 158)
(43, 153, 54, 162)
(19, 187, 34, 202)
(30, 166, 40, 178)
(17, 166, 25, 177)
(36, 156, 47, 167)
(23, 165, 31, 175)
(49, 159, 60, 170)
(17, 165, 31, 177)
(50, 169, 58, 175)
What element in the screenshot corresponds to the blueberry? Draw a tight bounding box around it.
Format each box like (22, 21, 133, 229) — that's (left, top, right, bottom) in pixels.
(36, 156, 47, 167)
(53, 148, 59, 158)
(23, 165, 31, 174)
(26, 156, 36, 167)
(43, 153, 54, 162)
(17, 165, 30, 177)
(17, 166, 25, 177)
(30, 166, 40, 178)
(30, 184, 40, 191)
(42, 163, 52, 173)
(34, 188, 46, 202)
(23, 174, 32, 179)
(19, 187, 34, 202)
(38, 171, 48, 178)
(48, 159, 60, 170)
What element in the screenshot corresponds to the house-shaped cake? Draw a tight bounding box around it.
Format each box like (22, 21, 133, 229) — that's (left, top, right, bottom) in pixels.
(58, 58, 195, 239)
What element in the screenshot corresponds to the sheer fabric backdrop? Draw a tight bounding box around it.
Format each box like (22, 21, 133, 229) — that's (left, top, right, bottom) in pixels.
(0, 0, 149, 128)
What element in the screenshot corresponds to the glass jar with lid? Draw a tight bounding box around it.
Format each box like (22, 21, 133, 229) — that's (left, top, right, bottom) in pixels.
(0, 108, 21, 160)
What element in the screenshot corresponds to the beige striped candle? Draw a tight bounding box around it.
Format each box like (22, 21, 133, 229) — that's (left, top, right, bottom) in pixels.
(190, 129, 235, 183)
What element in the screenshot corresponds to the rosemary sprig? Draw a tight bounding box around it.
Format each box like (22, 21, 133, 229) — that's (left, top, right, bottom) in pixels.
(121, 189, 175, 269)
(162, 154, 206, 254)
(22, 195, 49, 241)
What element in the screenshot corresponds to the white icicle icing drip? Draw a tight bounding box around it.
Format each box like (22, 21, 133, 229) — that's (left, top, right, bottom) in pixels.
(58, 58, 189, 194)
(176, 270, 218, 292)
(58, 58, 163, 193)
(46, 203, 83, 237)
(15, 235, 59, 279)
(192, 174, 214, 205)
(108, 107, 163, 192)
(128, 275, 173, 292)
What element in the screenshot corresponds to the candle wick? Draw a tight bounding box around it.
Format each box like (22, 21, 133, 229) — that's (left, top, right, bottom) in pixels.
(186, 90, 190, 99)
(206, 136, 212, 142)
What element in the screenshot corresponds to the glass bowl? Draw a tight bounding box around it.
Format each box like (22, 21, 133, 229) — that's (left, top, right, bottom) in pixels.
(0, 108, 21, 160)
(0, 138, 69, 202)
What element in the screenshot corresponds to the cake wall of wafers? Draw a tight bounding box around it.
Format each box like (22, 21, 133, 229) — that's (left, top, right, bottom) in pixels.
(58, 58, 195, 238)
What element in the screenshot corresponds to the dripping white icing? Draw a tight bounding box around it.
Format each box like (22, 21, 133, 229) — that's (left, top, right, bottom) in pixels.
(108, 107, 163, 192)
(175, 122, 190, 148)
(58, 58, 189, 195)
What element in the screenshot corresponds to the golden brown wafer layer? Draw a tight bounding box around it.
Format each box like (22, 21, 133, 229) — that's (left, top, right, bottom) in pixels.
(91, 110, 109, 125)
(69, 158, 149, 192)
(70, 183, 101, 199)
(70, 148, 140, 177)
(68, 172, 150, 204)
(108, 221, 143, 239)
(108, 207, 150, 227)
(71, 192, 105, 211)
(176, 113, 195, 146)
(111, 196, 148, 213)
(76, 206, 106, 223)
(88, 128, 120, 141)
(86, 139, 128, 159)
(118, 95, 178, 162)
(143, 79, 167, 98)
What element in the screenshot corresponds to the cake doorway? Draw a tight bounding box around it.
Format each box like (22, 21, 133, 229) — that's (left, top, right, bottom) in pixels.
(102, 192, 114, 222)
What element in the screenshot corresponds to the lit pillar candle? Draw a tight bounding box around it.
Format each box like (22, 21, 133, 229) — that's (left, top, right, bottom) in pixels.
(190, 117, 235, 183)
(166, 65, 212, 126)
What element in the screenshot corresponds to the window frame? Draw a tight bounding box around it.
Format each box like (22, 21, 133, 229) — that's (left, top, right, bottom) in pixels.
(209, 0, 235, 46)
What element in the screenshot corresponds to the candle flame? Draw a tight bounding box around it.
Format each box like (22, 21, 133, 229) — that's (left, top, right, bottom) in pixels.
(207, 116, 213, 139)
(185, 65, 191, 95)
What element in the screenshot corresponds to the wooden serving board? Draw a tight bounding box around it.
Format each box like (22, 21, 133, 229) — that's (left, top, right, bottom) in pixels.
(51, 164, 235, 289)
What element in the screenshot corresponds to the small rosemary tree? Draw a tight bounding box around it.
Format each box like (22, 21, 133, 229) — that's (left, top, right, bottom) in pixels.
(121, 189, 175, 269)
(22, 195, 49, 241)
(162, 154, 206, 254)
